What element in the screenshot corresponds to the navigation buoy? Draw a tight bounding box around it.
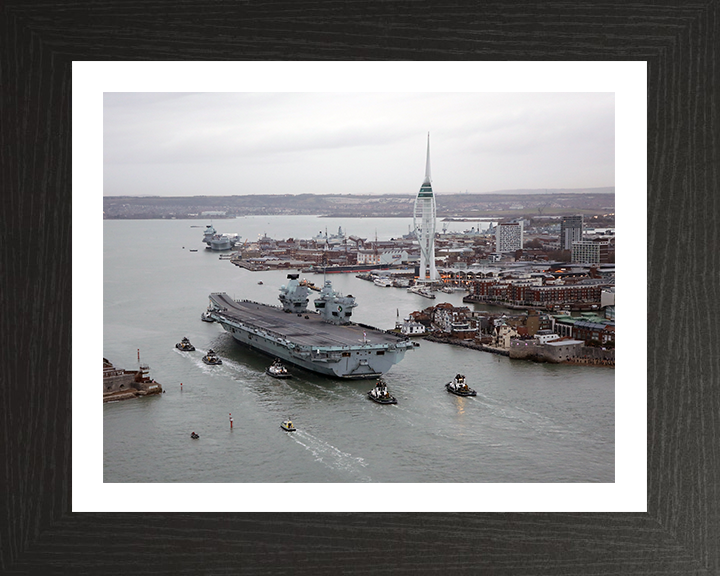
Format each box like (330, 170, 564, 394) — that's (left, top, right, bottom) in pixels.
(229, 413, 233, 429)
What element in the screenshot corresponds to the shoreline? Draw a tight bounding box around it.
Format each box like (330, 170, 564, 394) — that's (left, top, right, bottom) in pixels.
(423, 334, 614, 367)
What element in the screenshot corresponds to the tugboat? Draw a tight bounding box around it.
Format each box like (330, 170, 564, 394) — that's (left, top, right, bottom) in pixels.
(175, 337, 196, 352)
(445, 374, 476, 397)
(266, 359, 291, 379)
(202, 349, 223, 365)
(190, 432, 200, 439)
(280, 419, 296, 432)
(367, 378, 397, 405)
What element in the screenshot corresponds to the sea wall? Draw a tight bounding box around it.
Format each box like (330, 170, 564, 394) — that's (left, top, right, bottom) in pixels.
(103, 383, 162, 403)
(425, 334, 613, 366)
(423, 334, 510, 356)
(510, 341, 614, 366)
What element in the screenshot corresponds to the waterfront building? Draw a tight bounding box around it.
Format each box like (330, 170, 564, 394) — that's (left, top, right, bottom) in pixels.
(535, 329, 561, 344)
(433, 303, 475, 338)
(560, 215, 584, 250)
(495, 222, 524, 253)
(357, 248, 409, 265)
(573, 321, 615, 345)
(398, 319, 426, 336)
(493, 321, 519, 349)
(413, 133, 438, 282)
(551, 313, 615, 345)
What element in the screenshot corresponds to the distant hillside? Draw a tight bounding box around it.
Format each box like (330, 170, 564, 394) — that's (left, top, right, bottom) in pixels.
(479, 187, 615, 195)
(103, 189, 614, 220)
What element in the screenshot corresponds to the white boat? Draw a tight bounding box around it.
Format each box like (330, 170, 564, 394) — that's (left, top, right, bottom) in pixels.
(445, 374, 476, 397)
(407, 285, 436, 299)
(266, 359, 292, 379)
(367, 379, 397, 404)
(373, 277, 393, 288)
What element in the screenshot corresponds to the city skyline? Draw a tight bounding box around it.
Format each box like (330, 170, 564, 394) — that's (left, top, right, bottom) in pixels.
(103, 92, 614, 198)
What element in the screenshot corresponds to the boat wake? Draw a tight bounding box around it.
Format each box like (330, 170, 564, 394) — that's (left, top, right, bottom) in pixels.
(289, 431, 372, 481)
(475, 394, 576, 440)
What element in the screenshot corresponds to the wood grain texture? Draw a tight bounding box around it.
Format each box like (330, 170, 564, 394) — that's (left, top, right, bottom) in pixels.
(1, 1, 718, 574)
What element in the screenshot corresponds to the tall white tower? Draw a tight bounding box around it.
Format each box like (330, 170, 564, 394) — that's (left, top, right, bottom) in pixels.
(413, 133, 437, 282)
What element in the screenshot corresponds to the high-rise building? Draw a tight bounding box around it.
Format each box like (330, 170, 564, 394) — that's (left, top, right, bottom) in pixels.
(571, 240, 600, 263)
(413, 133, 437, 282)
(560, 215, 583, 250)
(495, 222, 524, 253)
(572, 240, 611, 264)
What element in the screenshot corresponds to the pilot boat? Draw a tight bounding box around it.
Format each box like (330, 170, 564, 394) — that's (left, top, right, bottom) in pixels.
(280, 419, 296, 432)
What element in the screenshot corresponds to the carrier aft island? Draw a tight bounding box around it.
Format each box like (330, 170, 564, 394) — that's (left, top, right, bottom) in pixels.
(206, 274, 418, 379)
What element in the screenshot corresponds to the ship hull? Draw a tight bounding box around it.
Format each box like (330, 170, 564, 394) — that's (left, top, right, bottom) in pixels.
(208, 293, 415, 379)
(224, 323, 406, 379)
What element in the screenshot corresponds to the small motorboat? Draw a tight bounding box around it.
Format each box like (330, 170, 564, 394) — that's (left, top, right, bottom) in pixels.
(266, 359, 292, 379)
(367, 379, 397, 405)
(201, 311, 215, 322)
(258, 281, 264, 285)
(445, 374, 476, 397)
(190, 432, 200, 439)
(175, 337, 195, 352)
(202, 349, 222, 365)
(280, 419, 296, 432)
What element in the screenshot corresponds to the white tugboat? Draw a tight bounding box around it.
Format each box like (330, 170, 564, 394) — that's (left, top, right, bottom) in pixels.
(266, 358, 291, 379)
(367, 378, 397, 405)
(445, 374, 476, 397)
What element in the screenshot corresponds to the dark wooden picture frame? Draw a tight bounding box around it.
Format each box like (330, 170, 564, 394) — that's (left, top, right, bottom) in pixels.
(2, 3, 718, 574)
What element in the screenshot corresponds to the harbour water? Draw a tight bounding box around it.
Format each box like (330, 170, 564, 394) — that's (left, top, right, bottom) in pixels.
(103, 216, 614, 483)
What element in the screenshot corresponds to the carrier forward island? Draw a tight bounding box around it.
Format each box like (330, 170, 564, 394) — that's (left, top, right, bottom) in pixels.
(207, 274, 418, 379)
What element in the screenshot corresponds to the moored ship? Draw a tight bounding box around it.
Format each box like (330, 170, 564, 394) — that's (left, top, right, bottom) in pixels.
(306, 263, 395, 274)
(207, 274, 418, 379)
(202, 224, 240, 251)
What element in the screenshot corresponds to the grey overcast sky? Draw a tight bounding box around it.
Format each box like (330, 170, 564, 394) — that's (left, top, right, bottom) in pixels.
(103, 92, 614, 197)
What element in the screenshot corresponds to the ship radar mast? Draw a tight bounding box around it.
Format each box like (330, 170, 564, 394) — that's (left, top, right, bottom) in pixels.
(413, 133, 437, 282)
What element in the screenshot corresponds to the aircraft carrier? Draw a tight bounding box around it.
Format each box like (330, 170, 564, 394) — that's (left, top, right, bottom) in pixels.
(207, 274, 418, 379)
